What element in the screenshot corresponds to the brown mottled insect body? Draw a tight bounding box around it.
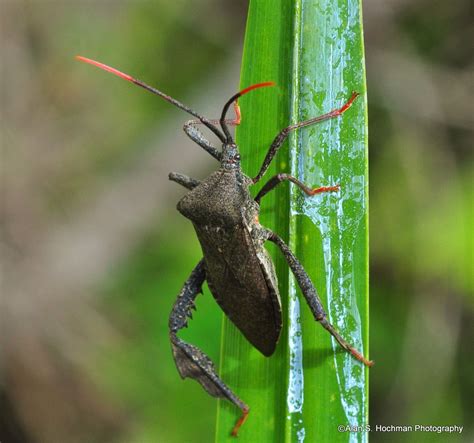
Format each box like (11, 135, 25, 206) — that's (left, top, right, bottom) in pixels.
(178, 167, 282, 356)
(76, 55, 373, 437)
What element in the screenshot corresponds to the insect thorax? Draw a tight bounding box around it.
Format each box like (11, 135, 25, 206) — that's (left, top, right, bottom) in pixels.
(177, 169, 253, 228)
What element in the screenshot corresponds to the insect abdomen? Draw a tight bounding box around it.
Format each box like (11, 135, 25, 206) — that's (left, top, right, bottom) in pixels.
(195, 223, 282, 356)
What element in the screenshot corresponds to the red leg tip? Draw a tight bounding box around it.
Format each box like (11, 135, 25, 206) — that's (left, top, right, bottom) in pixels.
(309, 185, 340, 195)
(349, 347, 374, 367)
(233, 101, 242, 125)
(336, 91, 360, 115)
(231, 407, 250, 437)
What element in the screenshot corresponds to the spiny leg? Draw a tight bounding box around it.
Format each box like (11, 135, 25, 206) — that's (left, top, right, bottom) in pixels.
(252, 92, 359, 183)
(267, 232, 373, 367)
(168, 172, 200, 190)
(169, 259, 250, 436)
(255, 173, 339, 204)
(183, 102, 242, 161)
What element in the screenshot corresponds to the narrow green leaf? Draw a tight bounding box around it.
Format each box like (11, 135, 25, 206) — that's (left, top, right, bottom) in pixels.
(216, 0, 369, 441)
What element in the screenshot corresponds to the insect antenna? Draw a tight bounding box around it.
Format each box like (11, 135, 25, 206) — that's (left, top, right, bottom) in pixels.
(76, 56, 226, 142)
(220, 82, 275, 143)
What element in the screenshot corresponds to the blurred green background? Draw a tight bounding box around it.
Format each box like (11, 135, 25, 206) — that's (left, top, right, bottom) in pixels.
(1, 1, 472, 442)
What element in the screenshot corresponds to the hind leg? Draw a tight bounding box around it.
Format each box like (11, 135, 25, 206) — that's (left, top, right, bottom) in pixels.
(169, 259, 250, 436)
(266, 232, 373, 367)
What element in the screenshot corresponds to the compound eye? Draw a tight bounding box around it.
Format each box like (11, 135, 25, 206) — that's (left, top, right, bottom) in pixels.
(235, 154, 241, 161)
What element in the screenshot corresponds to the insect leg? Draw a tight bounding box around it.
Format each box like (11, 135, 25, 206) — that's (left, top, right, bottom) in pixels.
(168, 172, 201, 190)
(183, 120, 222, 160)
(267, 232, 374, 367)
(183, 102, 242, 161)
(169, 259, 250, 436)
(255, 173, 339, 203)
(252, 92, 359, 183)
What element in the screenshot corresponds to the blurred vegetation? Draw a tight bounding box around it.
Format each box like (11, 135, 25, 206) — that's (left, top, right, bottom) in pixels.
(1, 0, 472, 443)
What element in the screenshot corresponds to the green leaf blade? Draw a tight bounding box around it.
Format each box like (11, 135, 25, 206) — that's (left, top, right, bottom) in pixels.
(215, 2, 295, 441)
(291, 0, 369, 441)
(216, 0, 368, 441)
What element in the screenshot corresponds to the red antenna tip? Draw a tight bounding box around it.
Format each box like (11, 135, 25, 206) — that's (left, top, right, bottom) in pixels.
(239, 81, 275, 97)
(75, 55, 134, 82)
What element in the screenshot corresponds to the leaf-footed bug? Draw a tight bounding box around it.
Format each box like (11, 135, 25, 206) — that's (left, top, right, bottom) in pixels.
(76, 56, 373, 437)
